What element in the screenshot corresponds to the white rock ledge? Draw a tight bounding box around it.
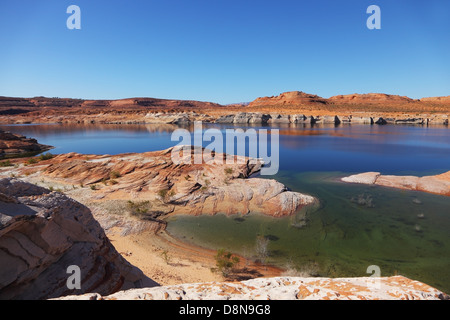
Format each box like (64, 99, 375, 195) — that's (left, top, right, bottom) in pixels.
(54, 276, 448, 300)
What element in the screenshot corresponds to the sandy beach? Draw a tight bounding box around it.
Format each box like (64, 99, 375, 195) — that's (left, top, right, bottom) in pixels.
(107, 226, 283, 286)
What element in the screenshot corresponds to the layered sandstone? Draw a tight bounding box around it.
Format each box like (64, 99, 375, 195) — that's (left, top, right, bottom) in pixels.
(3, 147, 316, 218)
(328, 93, 416, 104)
(249, 91, 328, 107)
(342, 171, 450, 196)
(0, 92, 448, 125)
(0, 178, 157, 300)
(0, 96, 222, 111)
(55, 276, 448, 300)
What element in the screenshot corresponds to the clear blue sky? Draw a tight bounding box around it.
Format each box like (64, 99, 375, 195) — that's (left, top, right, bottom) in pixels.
(0, 0, 449, 104)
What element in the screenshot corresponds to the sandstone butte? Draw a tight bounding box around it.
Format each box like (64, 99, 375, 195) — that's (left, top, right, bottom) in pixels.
(0, 91, 448, 125)
(3, 146, 317, 220)
(341, 171, 450, 197)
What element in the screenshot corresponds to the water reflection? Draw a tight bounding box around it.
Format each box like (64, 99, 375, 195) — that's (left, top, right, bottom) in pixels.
(1, 123, 449, 175)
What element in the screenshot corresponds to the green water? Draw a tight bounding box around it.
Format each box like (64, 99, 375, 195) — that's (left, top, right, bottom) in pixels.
(166, 171, 450, 293)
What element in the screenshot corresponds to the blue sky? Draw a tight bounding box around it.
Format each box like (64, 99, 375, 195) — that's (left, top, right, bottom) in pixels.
(0, 0, 449, 104)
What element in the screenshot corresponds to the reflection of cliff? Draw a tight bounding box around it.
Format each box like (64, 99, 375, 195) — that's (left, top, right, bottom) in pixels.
(0, 123, 185, 137)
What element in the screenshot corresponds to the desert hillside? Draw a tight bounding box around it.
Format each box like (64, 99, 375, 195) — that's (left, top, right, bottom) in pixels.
(1, 91, 449, 119)
(246, 91, 450, 115)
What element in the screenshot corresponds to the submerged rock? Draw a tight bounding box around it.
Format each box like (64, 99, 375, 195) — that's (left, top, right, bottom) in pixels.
(350, 193, 375, 208)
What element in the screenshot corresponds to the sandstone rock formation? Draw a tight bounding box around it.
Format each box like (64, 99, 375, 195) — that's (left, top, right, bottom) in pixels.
(342, 171, 450, 196)
(328, 93, 416, 104)
(0, 178, 157, 300)
(55, 276, 448, 300)
(420, 96, 450, 103)
(249, 91, 328, 107)
(0, 130, 52, 158)
(7, 147, 316, 218)
(243, 91, 449, 123)
(0, 93, 448, 125)
(0, 96, 222, 111)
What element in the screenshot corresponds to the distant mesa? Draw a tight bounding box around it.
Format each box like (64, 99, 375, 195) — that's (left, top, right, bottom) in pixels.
(0, 91, 448, 125)
(249, 91, 328, 107)
(249, 91, 423, 107)
(0, 96, 222, 110)
(1, 92, 449, 110)
(420, 96, 450, 103)
(328, 93, 417, 104)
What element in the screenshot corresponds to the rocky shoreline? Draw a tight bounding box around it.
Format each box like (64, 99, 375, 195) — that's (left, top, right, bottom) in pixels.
(215, 112, 448, 126)
(342, 171, 450, 197)
(1, 91, 448, 126)
(55, 276, 449, 300)
(1, 110, 448, 126)
(0, 130, 53, 158)
(1, 147, 317, 220)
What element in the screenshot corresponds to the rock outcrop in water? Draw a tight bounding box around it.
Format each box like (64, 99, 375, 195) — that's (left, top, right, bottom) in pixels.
(342, 171, 450, 196)
(55, 276, 448, 300)
(0, 178, 157, 300)
(4, 147, 316, 219)
(0, 130, 52, 158)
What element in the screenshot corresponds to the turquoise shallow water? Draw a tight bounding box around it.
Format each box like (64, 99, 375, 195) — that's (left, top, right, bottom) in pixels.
(2, 123, 449, 292)
(166, 171, 450, 292)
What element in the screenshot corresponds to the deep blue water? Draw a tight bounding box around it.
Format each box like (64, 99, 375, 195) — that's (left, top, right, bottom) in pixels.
(2, 123, 449, 175)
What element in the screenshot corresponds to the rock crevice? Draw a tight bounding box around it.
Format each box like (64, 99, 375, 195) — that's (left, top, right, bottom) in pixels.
(0, 178, 157, 300)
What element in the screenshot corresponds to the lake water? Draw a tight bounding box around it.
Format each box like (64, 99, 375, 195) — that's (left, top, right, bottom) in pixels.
(2, 123, 449, 292)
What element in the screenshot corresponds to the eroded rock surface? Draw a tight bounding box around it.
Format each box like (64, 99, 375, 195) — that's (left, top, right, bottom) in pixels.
(55, 276, 448, 300)
(10, 147, 316, 218)
(0, 178, 157, 300)
(1, 93, 448, 125)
